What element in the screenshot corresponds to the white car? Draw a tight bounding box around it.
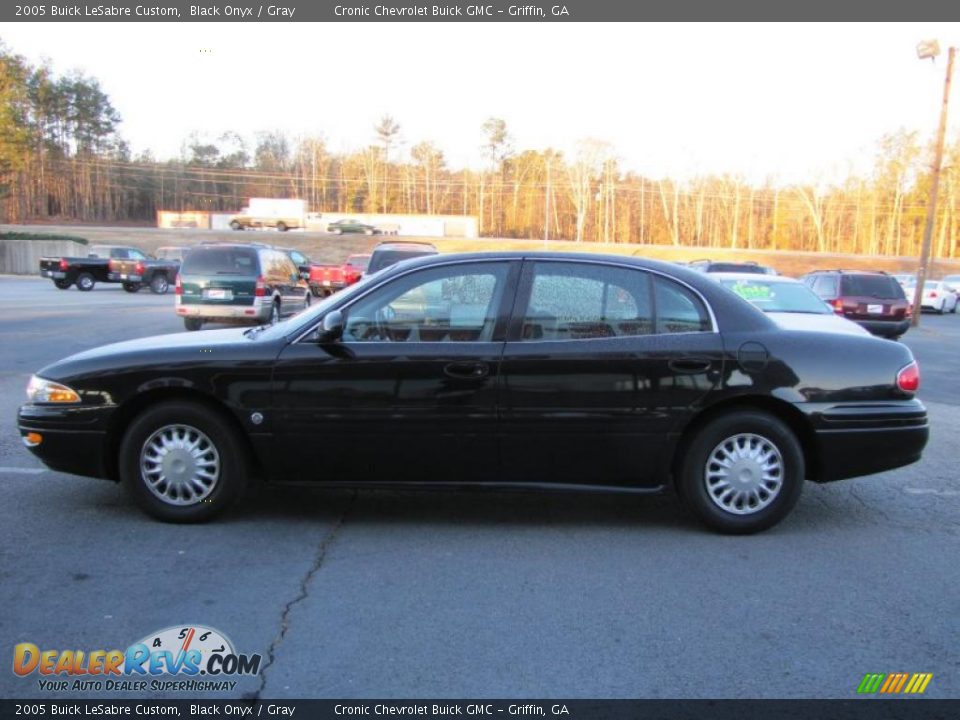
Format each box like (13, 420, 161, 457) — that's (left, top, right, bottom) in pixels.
(711, 273, 871, 336)
(920, 280, 958, 314)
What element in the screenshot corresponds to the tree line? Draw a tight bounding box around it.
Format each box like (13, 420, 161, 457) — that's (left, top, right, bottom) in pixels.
(1, 41, 958, 258)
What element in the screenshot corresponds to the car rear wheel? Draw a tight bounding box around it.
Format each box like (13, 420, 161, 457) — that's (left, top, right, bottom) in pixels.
(364, 229, 374, 235)
(122, 282, 141, 293)
(276, 222, 288, 232)
(333, 228, 342, 235)
(119, 401, 247, 522)
(54, 279, 72, 290)
(678, 410, 804, 534)
(230, 220, 242, 231)
(149, 275, 169, 294)
(184, 318, 203, 331)
(76, 273, 95, 292)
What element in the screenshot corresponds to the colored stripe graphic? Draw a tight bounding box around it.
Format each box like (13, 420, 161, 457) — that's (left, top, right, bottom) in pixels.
(858, 674, 885, 694)
(858, 673, 932, 694)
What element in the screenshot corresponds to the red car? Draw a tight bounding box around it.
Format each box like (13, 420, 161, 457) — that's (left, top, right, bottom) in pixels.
(308, 254, 371, 297)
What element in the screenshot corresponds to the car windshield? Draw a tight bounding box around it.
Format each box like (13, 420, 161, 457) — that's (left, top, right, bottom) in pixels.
(180, 247, 258, 276)
(721, 279, 830, 314)
(840, 275, 904, 300)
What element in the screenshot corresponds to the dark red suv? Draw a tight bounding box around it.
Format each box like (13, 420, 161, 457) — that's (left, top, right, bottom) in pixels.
(802, 270, 910, 339)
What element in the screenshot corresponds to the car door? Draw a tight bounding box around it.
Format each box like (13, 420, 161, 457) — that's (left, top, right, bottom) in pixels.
(499, 259, 724, 488)
(271, 259, 520, 484)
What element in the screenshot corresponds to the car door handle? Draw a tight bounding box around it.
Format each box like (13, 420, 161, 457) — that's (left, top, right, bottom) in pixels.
(668, 358, 713, 374)
(444, 361, 489, 379)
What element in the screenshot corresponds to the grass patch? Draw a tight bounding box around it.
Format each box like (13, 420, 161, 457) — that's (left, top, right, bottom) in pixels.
(0, 231, 88, 244)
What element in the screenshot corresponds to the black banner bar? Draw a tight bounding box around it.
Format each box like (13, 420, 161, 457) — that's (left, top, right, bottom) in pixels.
(2, 700, 959, 720)
(4, 0, 960, 22)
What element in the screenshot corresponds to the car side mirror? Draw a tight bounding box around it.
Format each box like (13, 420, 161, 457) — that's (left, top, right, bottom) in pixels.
(318, 310, 344, 343)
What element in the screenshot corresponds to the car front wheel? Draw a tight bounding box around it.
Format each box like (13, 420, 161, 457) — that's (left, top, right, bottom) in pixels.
(678, 410, 804, 534)
(119, 401, 247, 522)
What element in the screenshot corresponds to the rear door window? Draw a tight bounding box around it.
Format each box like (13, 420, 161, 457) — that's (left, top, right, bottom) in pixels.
(811, 275, 838, 298)
(519, 262, 655, 340)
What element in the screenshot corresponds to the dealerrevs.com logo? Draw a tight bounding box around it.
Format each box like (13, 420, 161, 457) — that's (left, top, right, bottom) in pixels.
(13, 625, 261, 692)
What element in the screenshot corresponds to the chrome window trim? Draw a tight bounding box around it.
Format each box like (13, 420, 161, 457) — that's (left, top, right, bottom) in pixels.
(292, 255, 720, 344)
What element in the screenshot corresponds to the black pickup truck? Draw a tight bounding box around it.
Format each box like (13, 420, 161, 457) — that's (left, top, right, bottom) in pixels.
(39, 245, 182, 294)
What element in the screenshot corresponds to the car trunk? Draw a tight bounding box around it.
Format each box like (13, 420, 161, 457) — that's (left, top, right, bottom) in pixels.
(179, 275, 259, 306)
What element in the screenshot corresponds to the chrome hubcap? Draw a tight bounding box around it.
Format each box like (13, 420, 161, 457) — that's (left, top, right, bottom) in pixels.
(140, 424, 220, 506)
(704, 433, 783, 515)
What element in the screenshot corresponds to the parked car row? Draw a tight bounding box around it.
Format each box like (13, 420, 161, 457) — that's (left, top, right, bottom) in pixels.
(39, 245, 185, 294)
(689, 260, 960, 340)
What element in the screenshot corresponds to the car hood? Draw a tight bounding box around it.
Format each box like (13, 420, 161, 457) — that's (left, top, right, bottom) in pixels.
(766, 312, 871, 336)
(37, 327, 261, 380)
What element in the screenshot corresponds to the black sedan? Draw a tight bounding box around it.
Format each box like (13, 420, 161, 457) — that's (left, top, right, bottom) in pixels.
(18, 253, 928, 533)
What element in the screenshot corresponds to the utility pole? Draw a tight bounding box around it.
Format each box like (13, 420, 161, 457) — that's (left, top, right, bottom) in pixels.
(912, 42, 956, 327)
(544, 153, 551, 248)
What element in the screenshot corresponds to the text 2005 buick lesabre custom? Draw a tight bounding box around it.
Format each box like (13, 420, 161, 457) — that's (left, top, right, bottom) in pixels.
(18, 253, 929, 533)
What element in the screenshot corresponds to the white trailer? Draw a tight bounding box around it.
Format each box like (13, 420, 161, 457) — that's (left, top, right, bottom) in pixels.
(229, 198, 307, 232)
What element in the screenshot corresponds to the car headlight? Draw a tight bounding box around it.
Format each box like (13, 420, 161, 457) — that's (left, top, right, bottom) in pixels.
(26, 375, 81, 404)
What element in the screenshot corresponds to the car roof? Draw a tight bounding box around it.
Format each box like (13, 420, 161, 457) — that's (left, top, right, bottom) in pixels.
(707, 272, 801, 284)
(806, 269, 891, 276)
(373, 241, 438, 250)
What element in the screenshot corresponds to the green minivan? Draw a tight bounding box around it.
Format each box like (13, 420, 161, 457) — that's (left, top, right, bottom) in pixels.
(175, 244, 311, 331)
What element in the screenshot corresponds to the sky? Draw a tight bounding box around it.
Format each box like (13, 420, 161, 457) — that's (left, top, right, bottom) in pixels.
(6, 22, 960, 184)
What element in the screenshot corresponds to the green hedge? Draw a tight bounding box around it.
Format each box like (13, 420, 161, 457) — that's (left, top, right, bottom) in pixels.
(0, 232, 88, 244)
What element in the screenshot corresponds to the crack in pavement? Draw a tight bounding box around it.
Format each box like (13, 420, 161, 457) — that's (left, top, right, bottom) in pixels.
(247, 492, 357, 700)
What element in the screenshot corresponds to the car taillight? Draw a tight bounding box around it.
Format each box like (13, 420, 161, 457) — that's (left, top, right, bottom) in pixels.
(59, 259, 68, 271)
(929, 291, 938, 298)
(135, 261, 144, 275)
(831, 298, 844, 314)
(174, 275, 182, 295)
(255, 277, 266, 297)
(897, 361, 920, 393)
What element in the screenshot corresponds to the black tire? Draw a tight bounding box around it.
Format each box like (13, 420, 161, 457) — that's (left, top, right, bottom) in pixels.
(76, 272, 95, 292)
(54, 279, 72, 290)
(276, 221, 288, 232)
(119, 401, 247, 522)
(149, 275, 169, 295)
(184, 318, 203, 331)
(677, 410, 804, 534)
(310, 287, 323, 298)
(230, 220, 243, 231)
(122, 282, 141, 293)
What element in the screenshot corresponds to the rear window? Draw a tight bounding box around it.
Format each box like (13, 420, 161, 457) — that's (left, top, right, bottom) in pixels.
(840, 275, 904, 300)
(705, 263, 768, 274)
(180, 247, 259, 276)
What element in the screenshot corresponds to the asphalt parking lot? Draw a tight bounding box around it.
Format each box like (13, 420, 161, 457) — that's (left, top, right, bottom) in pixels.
(1, 276, 958, 700)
